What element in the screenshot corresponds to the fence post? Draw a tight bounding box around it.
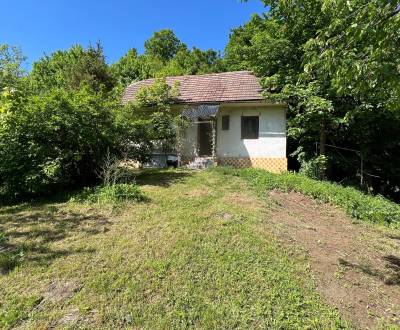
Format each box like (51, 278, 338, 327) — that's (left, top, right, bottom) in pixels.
(360, 153, 364, 188)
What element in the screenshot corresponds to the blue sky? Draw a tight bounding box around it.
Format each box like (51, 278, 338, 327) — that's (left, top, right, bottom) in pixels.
(1, 0, 266, 69)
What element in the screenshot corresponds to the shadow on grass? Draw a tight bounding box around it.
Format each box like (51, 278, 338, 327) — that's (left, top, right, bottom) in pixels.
(1, 169, 191, 208)
(0, 188, 91, 209)
(134, 169, 193, 187)
(387, 234, 400, 241)
(339, 256, 400, 286)
(382, 255, 400, 285)
(0, 168, 191, 274)
(0, 204, 109, 274)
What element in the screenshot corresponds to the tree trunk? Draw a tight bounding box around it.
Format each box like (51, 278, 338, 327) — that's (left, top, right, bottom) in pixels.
(319, 121, 326, 155)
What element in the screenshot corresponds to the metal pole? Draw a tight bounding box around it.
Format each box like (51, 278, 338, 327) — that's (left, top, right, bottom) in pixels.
(360, 153, 364, 188)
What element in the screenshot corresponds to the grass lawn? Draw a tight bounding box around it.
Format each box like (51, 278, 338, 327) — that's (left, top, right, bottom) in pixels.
(1, 169, 353, 328)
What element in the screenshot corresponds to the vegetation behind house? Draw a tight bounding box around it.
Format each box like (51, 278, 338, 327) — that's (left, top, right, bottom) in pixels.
(1, 0, 400, 201)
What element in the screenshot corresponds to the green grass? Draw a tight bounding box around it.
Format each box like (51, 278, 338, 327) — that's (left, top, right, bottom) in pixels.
(70, 183, 146, 205)
(219, 167, 400, 229)
(0, 231, 23, 275)
(0, 169, 348, 329)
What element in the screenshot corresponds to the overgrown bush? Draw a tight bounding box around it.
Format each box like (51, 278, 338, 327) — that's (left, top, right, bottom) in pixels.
(299, 155, 328, 180)
(71, 183, 145, 205)
(70, 153, 146, 205)
(219, 168, 400, 229)
(0, 44, 159, 199)
(92, 184, 145, 204)
(0, 87, 119, 197)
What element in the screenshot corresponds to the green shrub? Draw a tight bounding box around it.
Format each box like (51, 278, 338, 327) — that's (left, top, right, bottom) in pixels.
(219, 168, 400, 228)
(299, 155, 328, 180)
(0, 88, 119, 196)
(71, 183, 146, 205)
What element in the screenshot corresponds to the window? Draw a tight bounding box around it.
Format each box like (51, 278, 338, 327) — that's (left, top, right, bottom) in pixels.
(241, 116, 259, 139)
(221, 115, 230, 130)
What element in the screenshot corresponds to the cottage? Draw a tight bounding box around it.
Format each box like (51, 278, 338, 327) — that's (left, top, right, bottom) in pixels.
(122, 71, 287, 173)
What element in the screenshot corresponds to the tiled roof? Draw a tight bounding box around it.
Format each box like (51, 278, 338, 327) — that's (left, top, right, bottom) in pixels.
(122, 71, 264, 104)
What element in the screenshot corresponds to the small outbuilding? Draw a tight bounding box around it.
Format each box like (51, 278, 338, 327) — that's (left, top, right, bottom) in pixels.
(122, 71, 287, 172)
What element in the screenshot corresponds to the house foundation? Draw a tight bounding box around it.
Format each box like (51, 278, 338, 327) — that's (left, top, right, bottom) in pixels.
(217, 157, 287, 173)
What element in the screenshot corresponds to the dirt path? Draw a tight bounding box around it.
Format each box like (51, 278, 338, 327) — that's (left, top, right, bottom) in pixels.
(262, 190, 400, 329)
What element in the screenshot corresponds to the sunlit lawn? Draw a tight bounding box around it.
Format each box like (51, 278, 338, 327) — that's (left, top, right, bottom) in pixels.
(0, 169, 346, 329)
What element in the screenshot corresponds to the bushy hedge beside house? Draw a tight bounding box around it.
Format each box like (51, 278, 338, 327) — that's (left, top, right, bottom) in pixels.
(0, 88, 120, 197)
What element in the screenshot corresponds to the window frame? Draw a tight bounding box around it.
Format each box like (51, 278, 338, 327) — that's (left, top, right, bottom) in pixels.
(221, 115, 230, 131)
(241, 116, 259, 139)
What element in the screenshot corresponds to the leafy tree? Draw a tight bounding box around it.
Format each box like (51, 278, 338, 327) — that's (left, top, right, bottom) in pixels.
(0, 44, 28, 119)
(110, 48, 142, 86)
(0, 87, 119, 196)
(227, 0, 400, 198)
(133, 78, 181, 156)
(112, 30, 225, 86)
(144, 29, 184, 62)
(124, 78, 188, 164)
(1, 32, 222, 198)
(164, 47, 224, 76)
(0, 44, 147, 198)
(0, 44, 26, 90)
(29, 43, 115, 93)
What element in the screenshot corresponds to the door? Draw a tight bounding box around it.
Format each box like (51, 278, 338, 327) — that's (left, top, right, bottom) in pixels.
(198, 119, 213, 156)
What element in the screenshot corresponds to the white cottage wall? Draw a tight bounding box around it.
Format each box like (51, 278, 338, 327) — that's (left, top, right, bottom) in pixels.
(216, 105, 286, 158)
(180, 103, 287, 172)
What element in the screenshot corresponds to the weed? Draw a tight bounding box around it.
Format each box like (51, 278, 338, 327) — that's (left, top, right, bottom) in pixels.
(70, 183, 146, 205)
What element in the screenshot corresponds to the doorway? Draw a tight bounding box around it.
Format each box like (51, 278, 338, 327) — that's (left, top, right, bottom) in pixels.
(198, 119, 213, 156)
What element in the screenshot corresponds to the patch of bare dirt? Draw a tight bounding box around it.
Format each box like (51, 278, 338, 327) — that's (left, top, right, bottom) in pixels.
(223, 192, 264, 210)
(264, 190, 400, 329)
(42, 280, 81, 303)
(56, 307, 99, 328)
(57, 307, 81, 326)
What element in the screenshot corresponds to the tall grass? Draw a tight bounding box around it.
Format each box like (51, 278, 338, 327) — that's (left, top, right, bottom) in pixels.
(0, 231, 22, 274)
(70, 183, 146, 205)
(218, 168, 400, 229)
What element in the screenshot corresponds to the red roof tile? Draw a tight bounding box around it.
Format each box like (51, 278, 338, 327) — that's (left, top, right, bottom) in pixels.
(122, 71, 264, 104)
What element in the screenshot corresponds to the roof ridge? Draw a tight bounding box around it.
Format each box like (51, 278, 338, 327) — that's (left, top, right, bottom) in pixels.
(126, 70, 255, 88)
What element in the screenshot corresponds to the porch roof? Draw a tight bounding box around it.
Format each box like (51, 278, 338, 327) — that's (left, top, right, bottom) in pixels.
(181, 104, 219, 120)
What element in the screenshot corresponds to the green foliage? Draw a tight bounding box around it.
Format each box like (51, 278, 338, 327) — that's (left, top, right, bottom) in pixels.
(110, 48, 141, 86)
(0, 295, 41, 328)
(111, 30, 224, 86)
(144, 29, 184, 62)
(159, 47, 224, 77)
(226, 0, 400, 199)
(0, 30, 225, 197)
(0, 44, 26, 90)
(0, 252, 20, 275)
(0, 42, 164, 198)
(0, 231, 6, 245)
(72, 183, 145, 204)
(134, 77, 179, 109)
(299, 155, 328, 180)
(29, 43, 115, 93)
(224, 167, 400, 228)
(0, 87, 119, 196)
(130, 78, 183, 156)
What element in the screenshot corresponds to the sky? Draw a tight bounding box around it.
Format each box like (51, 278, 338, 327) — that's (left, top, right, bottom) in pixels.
(1, 0, 267, 69)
